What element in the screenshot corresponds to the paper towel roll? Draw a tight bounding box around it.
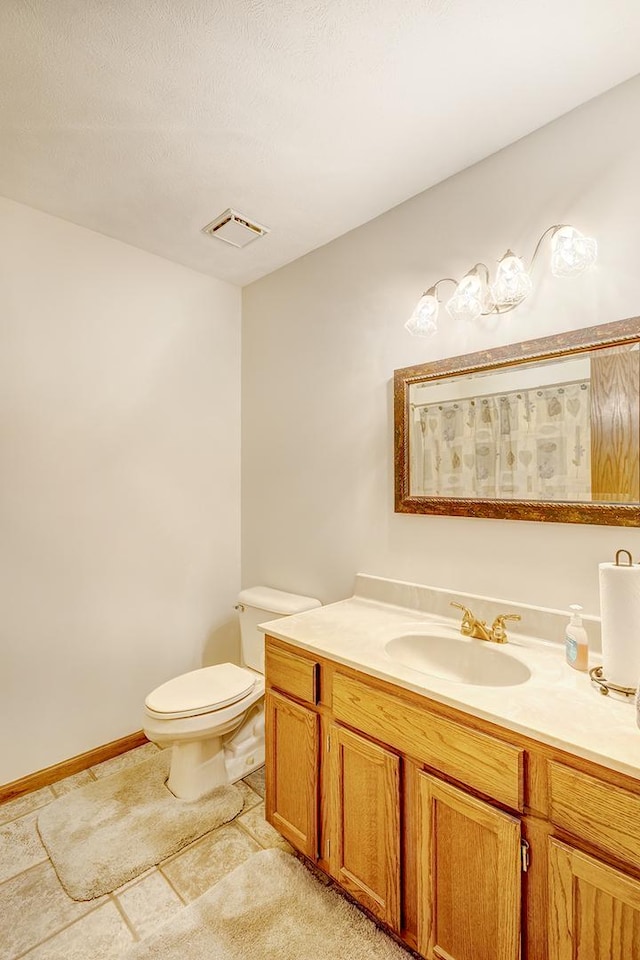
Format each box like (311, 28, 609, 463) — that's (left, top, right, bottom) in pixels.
(599, 560, 640, 688)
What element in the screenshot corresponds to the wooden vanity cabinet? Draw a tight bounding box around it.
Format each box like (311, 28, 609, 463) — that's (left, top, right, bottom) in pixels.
(264, 641, 322, 859)
(548, 839, 640, 960)
(544, 762, 640, 959)
(264, 636, 640, 960)
(328, 722, 401, 929)
(265, 688, 319, 859)
(264, 638, 403, 928)
(417, 773, 522, 960)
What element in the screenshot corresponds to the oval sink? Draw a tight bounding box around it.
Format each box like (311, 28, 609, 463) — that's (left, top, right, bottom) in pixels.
(385, 630, 531, 687)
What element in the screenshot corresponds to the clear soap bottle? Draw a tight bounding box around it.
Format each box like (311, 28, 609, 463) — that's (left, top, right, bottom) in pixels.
(565, 604, 589, 672)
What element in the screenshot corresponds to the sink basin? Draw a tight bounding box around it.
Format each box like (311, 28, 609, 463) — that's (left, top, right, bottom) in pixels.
(384, 628, 531, 687)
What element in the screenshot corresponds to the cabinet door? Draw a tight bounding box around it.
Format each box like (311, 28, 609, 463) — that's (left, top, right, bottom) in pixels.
(417, 772, 521, 960)
(328, 723, 401, 929)
(265, 689, 319, 859)
(548, 838, 640, 959)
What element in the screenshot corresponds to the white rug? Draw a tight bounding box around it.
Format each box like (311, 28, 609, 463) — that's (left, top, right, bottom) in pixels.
(122, 848, 409, 960)
(38, 750, 243, 900)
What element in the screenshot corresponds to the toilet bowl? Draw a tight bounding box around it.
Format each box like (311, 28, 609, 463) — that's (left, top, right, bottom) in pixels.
(143, 586, 321, 801)
(144, 663, 265, 800)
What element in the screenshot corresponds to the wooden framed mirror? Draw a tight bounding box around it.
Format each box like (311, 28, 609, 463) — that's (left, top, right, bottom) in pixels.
(394, 318, 640, 525)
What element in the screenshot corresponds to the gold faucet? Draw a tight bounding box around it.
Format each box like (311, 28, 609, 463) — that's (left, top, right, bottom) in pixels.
(450, 602, 521, 644)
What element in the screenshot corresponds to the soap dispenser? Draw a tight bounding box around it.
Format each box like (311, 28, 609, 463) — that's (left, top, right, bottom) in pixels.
(565, 604, 589, 672)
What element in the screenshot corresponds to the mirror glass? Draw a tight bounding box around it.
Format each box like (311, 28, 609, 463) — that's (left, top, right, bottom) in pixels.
(394, 319, 640, 525)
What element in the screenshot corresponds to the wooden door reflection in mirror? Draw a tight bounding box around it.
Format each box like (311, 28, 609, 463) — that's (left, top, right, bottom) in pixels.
(394, 318, 639, 525)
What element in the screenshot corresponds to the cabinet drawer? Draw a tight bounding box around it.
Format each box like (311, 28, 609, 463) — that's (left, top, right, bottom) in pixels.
(333, 673, 523, 811)
(548, 762, 640, 867)
(265, 641, 318, 705)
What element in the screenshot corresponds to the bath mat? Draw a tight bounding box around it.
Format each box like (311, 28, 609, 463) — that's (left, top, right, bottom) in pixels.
(37, 750, 243, 900)
(122, 848, 408, 960)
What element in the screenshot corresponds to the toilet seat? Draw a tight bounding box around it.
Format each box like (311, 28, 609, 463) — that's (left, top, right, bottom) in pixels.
(144, 663, 256, 720)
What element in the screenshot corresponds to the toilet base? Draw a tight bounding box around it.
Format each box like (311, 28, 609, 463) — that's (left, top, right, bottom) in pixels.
(224, 701, 265, 783)
(147, 696, 265, 802)
(165, 731, 264, 801)
(167, 735, 229, 801)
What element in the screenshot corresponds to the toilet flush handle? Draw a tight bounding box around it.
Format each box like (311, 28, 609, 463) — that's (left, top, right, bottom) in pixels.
(234, 603, 245, 612)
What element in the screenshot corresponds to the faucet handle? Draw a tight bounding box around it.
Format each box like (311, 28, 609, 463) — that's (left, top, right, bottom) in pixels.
(491, 613, 521, 643)
(450, 601, 474, 635)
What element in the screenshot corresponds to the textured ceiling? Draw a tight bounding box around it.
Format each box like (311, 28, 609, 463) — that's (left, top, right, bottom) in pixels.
(1, 1, 640, 286)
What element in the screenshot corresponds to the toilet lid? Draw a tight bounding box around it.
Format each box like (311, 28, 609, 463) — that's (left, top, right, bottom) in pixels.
(145, 663, 256, 719)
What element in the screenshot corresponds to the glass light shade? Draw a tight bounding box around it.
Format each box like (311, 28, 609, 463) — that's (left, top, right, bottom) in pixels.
(405, 293, 439, 337)
(446, 273, 483, 323)
(491, 251, 533, 307)
(551, 226, 597, 277)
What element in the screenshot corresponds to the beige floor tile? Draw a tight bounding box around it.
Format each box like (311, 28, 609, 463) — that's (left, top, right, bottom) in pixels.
(0, 812, 48, 884)
(0, 746, 273, 958)
(116, 869, 183, 938)
(90, 742, 159, 780)
(161, 823, 261, 902)
(0, 786, 55, 826)
(51, 769, 95, 797)
(22, 900, 134, 960)
(238, 801, 293, 852)
(235, 779, 262, 811)
(113, 866, 156, 896)
(0, 861, 99, 959)
(243, 764, 265, 798)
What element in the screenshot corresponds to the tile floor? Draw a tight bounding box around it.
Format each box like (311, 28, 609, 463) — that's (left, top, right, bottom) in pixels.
(0, 745, 289, 959)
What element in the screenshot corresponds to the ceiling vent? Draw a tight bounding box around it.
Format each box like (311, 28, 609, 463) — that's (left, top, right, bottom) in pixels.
(201, 209, 269, 248)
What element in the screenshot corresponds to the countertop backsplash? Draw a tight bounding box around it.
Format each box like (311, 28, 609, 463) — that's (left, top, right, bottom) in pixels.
(353, 573, 603, 654)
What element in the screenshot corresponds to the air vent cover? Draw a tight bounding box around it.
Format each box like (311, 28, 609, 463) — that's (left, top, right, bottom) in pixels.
(201, 209, 269, 248)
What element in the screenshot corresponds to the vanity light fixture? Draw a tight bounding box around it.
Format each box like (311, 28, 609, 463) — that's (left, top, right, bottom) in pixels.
(405, 224, 597, 337)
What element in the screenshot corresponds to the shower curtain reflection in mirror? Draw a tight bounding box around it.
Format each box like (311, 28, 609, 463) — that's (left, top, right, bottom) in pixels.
(411, 379, 591, 501)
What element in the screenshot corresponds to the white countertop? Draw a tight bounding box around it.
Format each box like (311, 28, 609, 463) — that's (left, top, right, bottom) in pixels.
(259, 576, 640, 783)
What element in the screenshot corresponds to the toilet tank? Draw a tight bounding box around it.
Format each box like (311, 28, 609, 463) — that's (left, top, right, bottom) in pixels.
(236, 586, 321, 674)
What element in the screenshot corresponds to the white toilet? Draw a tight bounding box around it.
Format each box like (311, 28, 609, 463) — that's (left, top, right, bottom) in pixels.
(143, 586, 321, 801)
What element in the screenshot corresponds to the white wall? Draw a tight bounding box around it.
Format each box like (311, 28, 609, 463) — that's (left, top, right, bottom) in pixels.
(242, 75, 640, 620)
(0, 198, 241, 783)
